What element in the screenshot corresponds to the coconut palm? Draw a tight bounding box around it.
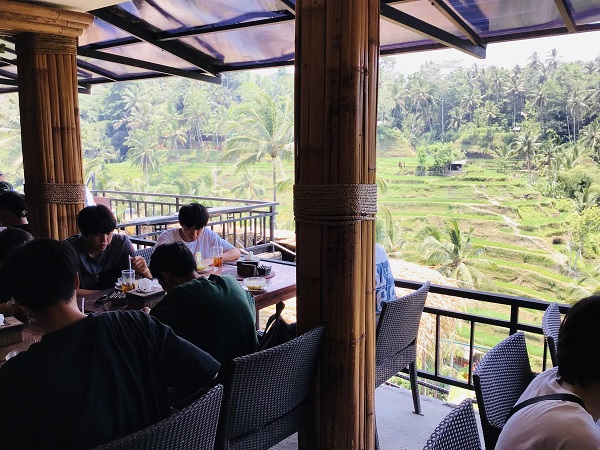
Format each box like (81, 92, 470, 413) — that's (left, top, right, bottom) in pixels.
(125, 130, 160, 185)
(491, 143, 517, 173)
(376, 207, 404, 256)
(222, 89, 293, 202)
(580, 118, 600, 161)
(512, 128, 541, 177)
(418, 219, 493, 289)
(231, 169, 266, 199)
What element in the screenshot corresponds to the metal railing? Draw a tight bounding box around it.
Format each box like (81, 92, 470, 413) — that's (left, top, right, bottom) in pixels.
(394, 279, 571, 393)
(92, 190, 278, 254)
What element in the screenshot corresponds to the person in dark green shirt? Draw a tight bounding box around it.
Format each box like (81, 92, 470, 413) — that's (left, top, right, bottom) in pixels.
(147, 242, 258, 365)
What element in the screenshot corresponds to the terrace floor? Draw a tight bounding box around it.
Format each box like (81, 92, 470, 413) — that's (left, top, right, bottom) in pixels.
(271, 384, 484, 449)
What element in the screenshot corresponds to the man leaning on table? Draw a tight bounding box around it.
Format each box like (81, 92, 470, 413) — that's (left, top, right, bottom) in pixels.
(144, 242, 258, 366)
(155, 202, 241, 262)
(496, 295, 600, 449)
(65, 205, 151, 291)
(0, 239, 220, 450)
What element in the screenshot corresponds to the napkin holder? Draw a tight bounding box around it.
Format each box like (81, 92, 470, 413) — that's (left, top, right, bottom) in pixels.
(126, 287, 165, 310)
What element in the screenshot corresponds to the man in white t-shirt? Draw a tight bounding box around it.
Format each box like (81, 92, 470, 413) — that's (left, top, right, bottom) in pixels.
(496, 295, 600, 449)
(156, 203, 241, 262)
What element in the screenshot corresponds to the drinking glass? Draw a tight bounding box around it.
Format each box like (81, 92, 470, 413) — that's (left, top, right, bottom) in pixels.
(121, 269, 135, 292)
(213, 245, 223, 270)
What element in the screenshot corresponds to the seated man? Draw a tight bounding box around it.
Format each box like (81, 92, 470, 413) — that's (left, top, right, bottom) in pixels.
(65, 205, 150, 290)
(0, 228, 33, 318)
(156, 202, 240, 262)
(496, 295, 600, 449)
(0, 239, 219, 449)
(0, 191, 30, 233)
(375, 243, 396, 314)
(146, 242, 258, 365)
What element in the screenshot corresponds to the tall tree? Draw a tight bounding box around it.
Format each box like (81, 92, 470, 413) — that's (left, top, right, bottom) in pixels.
(222, 89, 294, 202)
(418, 218, 492, 289)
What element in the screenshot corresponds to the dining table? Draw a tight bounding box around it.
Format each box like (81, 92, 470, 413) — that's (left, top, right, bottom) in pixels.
(0, 259, 297, 365)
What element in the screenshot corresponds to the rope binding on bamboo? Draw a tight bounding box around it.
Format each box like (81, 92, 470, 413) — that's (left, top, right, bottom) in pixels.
(16, 33, 77, 55)
(26, 182, 84, 204)
(294, 184, 377, 225)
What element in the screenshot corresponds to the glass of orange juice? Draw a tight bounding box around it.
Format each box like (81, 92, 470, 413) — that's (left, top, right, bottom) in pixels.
(213, 245, 223, 270)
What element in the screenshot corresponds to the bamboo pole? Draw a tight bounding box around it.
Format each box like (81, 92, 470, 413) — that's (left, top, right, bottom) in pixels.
(16, 33, 84, 238)
(295, 0, 380, 448)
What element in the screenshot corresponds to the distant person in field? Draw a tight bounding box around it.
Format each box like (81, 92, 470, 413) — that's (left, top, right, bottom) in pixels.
(65, 205, 151, 291)
(156, 202, 240, 262)
(496, 295, 600, 449)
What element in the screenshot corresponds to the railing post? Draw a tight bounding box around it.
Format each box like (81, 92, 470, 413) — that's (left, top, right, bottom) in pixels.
(270, 204, 276, 251)
(509, 304, 519, 335)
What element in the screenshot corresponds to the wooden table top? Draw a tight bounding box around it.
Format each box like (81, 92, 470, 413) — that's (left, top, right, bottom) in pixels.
(0, 259, 297, 363)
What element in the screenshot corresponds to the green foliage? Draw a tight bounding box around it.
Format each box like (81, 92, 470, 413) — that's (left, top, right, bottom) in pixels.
(427, 142, 465, 173)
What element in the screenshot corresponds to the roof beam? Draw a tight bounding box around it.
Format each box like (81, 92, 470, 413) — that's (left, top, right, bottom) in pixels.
(554, 0, 577, 33)
(76, 59, 119, 82)
(428, 0, 486, 47)
(77, 47, 221, 84)
(278, 0, 296, 14)
(160, 13, 293, 40)
(91, 6, 219, 76)
(380, 2, 485, 59)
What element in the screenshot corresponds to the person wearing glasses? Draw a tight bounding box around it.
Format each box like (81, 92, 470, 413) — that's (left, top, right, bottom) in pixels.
(156, 202, 240, 263)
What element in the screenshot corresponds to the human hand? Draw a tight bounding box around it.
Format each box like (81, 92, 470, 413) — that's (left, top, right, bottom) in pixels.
(131, 256, 152, 278)
(141, 307, 151, 314)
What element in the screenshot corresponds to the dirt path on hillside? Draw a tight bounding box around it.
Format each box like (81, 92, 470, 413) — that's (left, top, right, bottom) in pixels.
(471, 188, 569, 266)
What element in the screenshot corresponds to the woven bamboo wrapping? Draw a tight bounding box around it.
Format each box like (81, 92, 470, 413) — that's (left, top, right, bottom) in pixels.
(295, 0, 379, 448)
(16, 33, 84, 239)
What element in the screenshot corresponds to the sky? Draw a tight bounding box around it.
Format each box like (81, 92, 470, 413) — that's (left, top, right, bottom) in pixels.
(390, 30, 600, 73)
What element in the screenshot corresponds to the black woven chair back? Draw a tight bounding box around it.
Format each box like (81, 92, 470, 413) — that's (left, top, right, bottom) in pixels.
(542, 302, 561, 367)
(216, 325, 325, 450)
(423, 399, 482, 450)
(133, 247, 153, 265)
(473, 332, 534, 450)
(375, 280, 430, 386)
(91, 384, 223, 450)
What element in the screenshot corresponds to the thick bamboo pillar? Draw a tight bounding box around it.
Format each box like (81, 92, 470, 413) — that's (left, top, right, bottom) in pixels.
(295, 0, 380, 448)
(4, 1, 93, 239)
(16, 33, 83, 238)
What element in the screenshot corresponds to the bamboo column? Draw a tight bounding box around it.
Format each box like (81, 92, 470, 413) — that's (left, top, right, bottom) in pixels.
(295, 0, 380, 448)
(6, 1, 93, 239)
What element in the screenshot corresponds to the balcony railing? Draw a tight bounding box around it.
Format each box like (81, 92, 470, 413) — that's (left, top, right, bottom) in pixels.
(394, 279, 571, 394)
(91, 190, 278, 255)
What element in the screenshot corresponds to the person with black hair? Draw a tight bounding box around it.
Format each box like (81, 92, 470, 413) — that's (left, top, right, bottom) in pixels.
(156, 202, 241, 262)
(496, 295, 600, 449)
(65, 205, 151, 290)
(145, 242, 257, 365)
(0, 191, 30, 233)
(0, 239, 219, 449)
(0, 227, 33, 317)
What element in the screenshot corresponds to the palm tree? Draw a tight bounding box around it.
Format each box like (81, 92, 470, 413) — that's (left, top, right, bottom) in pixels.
(512, 128, 541, 177)
(491, 143, 517, 173)
(567, 88, 588, 144)
(376, 207, 404, 256)
(505, 71, 525, 128)
(231, 169, 266, 199)
(222, 89, 293, 202)
(529, 85, 548, 132)
(481, 100, 499, 127)
(446, 106, 465, 131)
(580, 119, 600, 161)
(418, 219, 493, 289)
(125, 131, 160, 185)
(460, 84, 482, 122)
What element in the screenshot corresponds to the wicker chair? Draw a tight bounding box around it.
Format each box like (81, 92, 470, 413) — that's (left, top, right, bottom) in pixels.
(215, 325, 325, 450)
(375, 280, 431, 414)
(473, 332, 535, 450)
(133, 247, 153, 265)
(91, 384, 223, 449)
(423, 399, 482, 450)
(542, 302, 561, 367)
